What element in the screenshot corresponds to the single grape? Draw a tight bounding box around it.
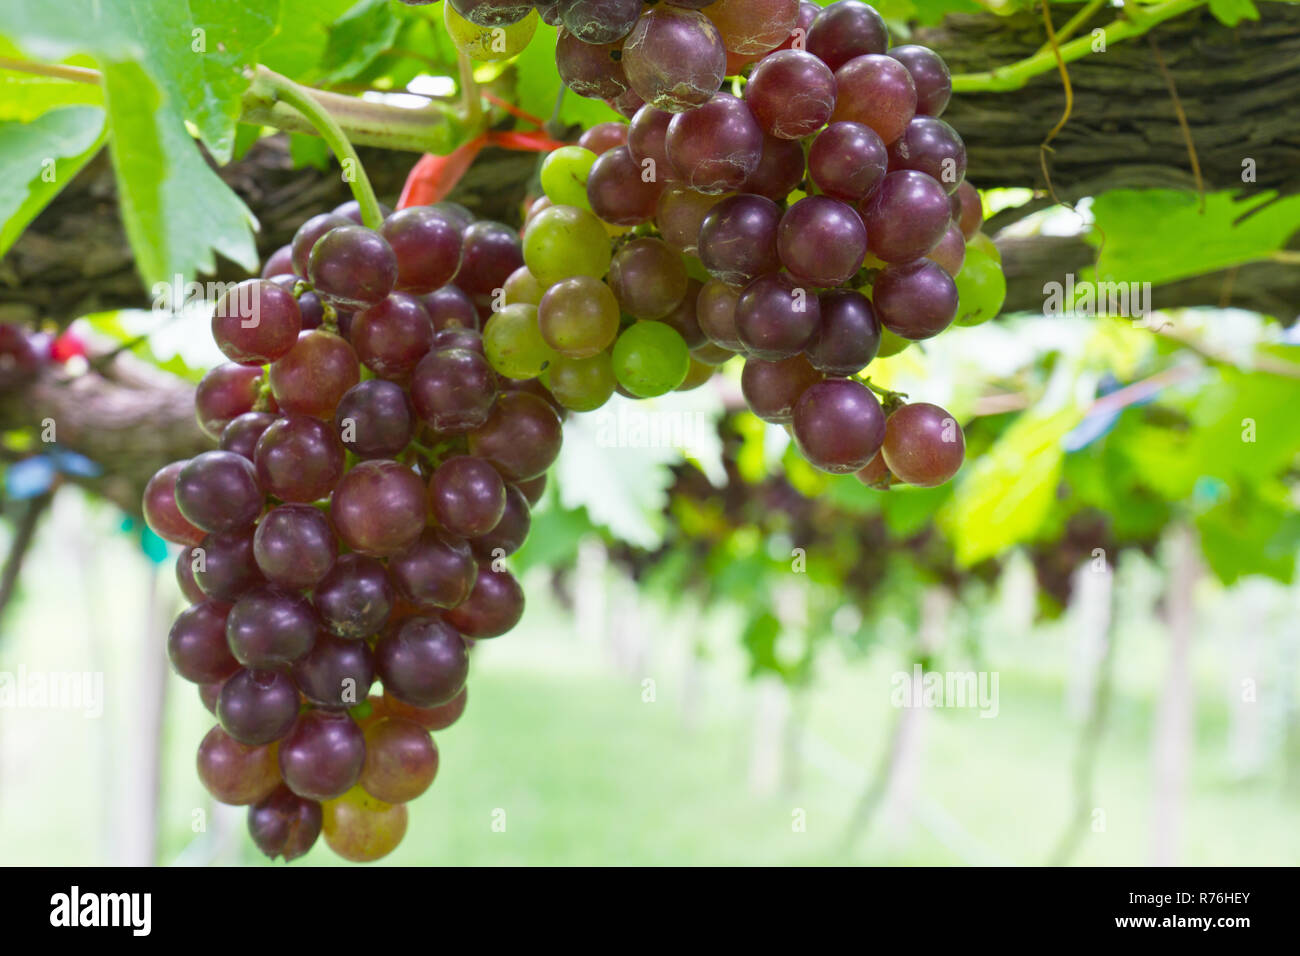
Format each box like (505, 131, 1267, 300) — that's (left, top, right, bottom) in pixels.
(321, 786, 408, 863)
(143, 461, 206, 546)
(523, 204, 611, 285)
(807, 1, 889, 71)
(655, 184, 726, 255)
(559, 32, 630, 100)
(335, 380, 414, 459)
(350, 292, 435, 381)
(379, 206, 463, 294)
(734, 273, 820, 359)
(409, 347, 499, 433)
(211, 279, 302, 366)
(888, 44, 952, 117)
(467, 391, 563, 481)
(696, 278, 745, 351)
(856, 450, 896, 489)
(291, 213, 352, 278)
(538, 275, 621, 359)
(578, 121, 629, 154)
(887, 116, 966, 194)
(562, 0, 640, 43)
(665, 93, 763, 193)
(192, 529, 262, 604)
(952, 245, 1006, 327)
(860, 170, 951, 262)
(453, 221, 525, 296)
(544, 352, 618, 411)
(740, 353, 823, 424)
(293, 633, 376, 710)
(219, 411, 279, 462)
(389, 529, 478, 610)
(445, 562, 525, 638)
(279, 710, 367, 802)
(503, 266, 544, 306)
(777, 196, 868, 287)
(217, 668, 301, 745)
(330, 459, 427, 557)
(380, 686, 468, 732)
(628, 105, 672, 176)
(429, 455, 507, 538)
(375, 616, 470, 707)
(253, 504, 336, 590)
(226, 586, 318, 668)
(360, 717, 439, 804)
(541, 145, 599, 209)
(422, 284, 480, 331)
(195, 363, 265, 440)
(261, 244, 295, 279)
(312, 554, 394, 640)
(742, 135, 806, 202)
(268, 329, 361, 420)
(697, 194, 781, 285)
(806, 289, 879, 375)
(611, 321, 691, 397)
(586, 145, 664, 226)
(254, 414, 346, 503)
(792, 378, 886, 473)
(175, 451, 263, 534)
(608, 237, 689, 319)
(196, 725, 281, 806)
(830, 54, 916, 145)
(954, 180, 983, 238)
(622, 7, 727, 112)
(483, 303, 554, 380)
(872, 258, 958, 340)
(516, 473, 548, 507)
(248, 785, 322, 862)
(744, 49, 836, 138)
(926, 223, 967, 277)
(308, 225, 398, 309)
(167, 601, 240, 684)
(808, 121, 888, 202)
(472, 483, 531, 557)
(881, 402, 964, 486)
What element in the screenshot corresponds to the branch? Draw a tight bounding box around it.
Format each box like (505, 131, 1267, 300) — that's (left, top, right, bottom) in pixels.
(951, 0, 1206, 93)
(0, 489, 56, 625)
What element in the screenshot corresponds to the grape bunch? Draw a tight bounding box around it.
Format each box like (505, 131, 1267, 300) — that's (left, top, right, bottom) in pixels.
(478, 0, 1006, 486)
(143, 197, 551, 863)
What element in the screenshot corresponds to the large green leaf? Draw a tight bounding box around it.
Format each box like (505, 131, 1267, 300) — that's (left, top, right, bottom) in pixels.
(101, 60, 258, 286)
(259, 0, 361, 80)
(0, 106, 106, 256)
(939, 405, 1084, 566)
(1090, 189, 1300, 288)
(317, 0, 403, 85)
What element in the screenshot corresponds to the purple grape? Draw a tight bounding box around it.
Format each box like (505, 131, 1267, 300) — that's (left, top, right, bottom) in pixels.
(871, 259, 958, 340)
(253, 504, 337, 590)
(665, 93, 763, 193)
(888, 44, 952, 117)
(253, 415, 346, 503)
(334, 380, 414, 459)
(278, 710, 367, 802)
(887, 116, 967, 194)
(410, 347, 499, 433)
(329, 459, 426, 557)
(217, 668, 300, 745)
(860, 170, 951, 262)
(307, 225, 398, 309)
(225, 586, 318, 667)
(734, 273, 820, 359)
(374, 616, 470, 707)
(292, 633, 375, 710)
(174, 451, 264, 533)
(698, 194, 782, 286)
(808, 121, 888, 202)
(388, 530, 479, 610)
(445, 563, 525, 638)
(777, 196, 868, 287)
(428, 455, 507, 538)
(806, 289, 880, 375)
(792, 378, 886, 473)
(312, 554, 394, 640)
(192, 529, 263, 603)
(379, 206, 463, 294)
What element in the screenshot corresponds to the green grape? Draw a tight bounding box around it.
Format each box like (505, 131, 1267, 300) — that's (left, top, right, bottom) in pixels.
(611, 321, 690, 398)
(876, 327, 911, 357)
(483, 302, 555, 379)
(444, 5, 538, 62)
(321, 785, 408, 863)
(537, 275, 621, 358)
(952, 246, 1006, 327)
(523, 205, 612, 286)
(966, 231, 1001, 264)
(544, 352, 618, 411)
(503, 265, 543, 306)
(540, 146, 597, 210)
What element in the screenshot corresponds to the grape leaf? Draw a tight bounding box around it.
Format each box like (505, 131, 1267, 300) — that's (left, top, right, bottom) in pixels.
(101, 60, 259, 287)
(1089, 189, 1300, 288)
(1207, 0, 1260, 26)
(318, 0, 403, 85)
(0, 106, 106, 257)
(259, 0, 361, 80)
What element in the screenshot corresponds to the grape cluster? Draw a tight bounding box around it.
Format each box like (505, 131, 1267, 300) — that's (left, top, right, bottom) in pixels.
(476, 0, 1006, 486)
(144, 197, 550, 863)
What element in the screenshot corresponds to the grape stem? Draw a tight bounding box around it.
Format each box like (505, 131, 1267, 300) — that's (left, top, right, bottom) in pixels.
(458, 53, 483, 130)
(859, 377, 908, 407)
(950, 0, 1206, 93)
(248, 68, 386, 230)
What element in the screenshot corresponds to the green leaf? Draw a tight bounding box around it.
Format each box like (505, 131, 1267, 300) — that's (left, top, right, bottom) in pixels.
(1090, 189, 1300, 287)
(939, 405, 1083, 566)
(101, 60, 258, 287)
(1196, 483, 1299, 585)
(259, 0, 360, 80)
(1207, 0, 1259, 26)
(318, 0, 403, 85)
(0, 106, 105, 256)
